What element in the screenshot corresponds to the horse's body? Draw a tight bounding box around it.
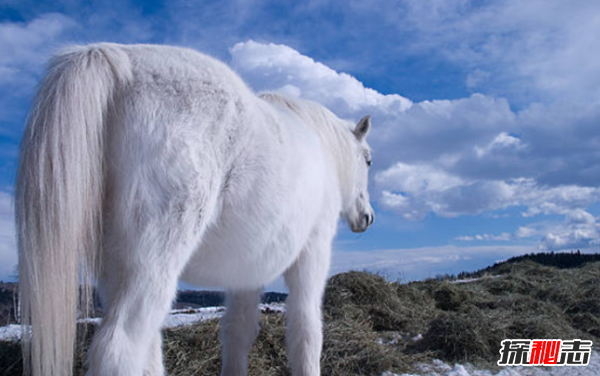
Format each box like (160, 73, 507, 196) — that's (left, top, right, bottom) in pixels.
(16, 43, 374, 376)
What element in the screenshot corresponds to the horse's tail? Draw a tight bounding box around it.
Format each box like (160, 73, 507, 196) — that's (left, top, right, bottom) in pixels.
(16, 44, 132, 376)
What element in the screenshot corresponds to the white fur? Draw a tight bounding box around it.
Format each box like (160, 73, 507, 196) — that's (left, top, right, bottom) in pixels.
(16, 43, 374, 376)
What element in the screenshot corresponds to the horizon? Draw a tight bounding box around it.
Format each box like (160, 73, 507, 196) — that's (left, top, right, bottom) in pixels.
(2, 1, 600, 285)
(2, 250, 597, 293)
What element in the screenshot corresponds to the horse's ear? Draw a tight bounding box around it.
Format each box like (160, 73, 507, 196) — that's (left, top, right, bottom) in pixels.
(353, 115, 371, 141)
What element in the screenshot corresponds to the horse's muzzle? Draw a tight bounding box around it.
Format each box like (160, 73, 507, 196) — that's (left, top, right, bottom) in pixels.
(350, 212, 375, 233)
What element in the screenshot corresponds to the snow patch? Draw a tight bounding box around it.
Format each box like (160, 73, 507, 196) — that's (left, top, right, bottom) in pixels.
(377, 332, 423, 346)
(0, 324, 21, 342)
(164, 306, 225, 328)
(0, 303, 286, 342)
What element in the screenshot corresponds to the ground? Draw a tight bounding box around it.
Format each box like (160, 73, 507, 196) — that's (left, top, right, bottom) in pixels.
(0, 253, 598, 375)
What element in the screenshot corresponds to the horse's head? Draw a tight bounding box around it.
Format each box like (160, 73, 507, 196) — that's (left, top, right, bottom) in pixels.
(343, 115, 375, 233)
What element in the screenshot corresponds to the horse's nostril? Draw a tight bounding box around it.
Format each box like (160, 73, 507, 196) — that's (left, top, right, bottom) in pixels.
(364, 214, 371, 227)
(369, 213, 374, 226)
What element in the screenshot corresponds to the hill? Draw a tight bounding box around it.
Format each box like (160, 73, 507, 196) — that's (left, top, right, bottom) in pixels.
(455, 251, 600, 279)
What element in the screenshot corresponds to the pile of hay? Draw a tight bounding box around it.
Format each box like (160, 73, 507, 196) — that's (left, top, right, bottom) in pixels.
(414, 261, 599, 364)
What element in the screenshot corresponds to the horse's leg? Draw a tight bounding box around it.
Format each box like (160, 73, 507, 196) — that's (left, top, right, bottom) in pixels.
(143, 333, 165, 376)
(284, 228, 333, 376)
(220, 289, 262, 376)
(88, 237, 198, 376)
(88, 188, 219, 376)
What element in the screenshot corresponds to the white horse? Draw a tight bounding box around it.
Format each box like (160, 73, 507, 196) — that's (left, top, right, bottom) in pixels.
(16, 43, 374, 376)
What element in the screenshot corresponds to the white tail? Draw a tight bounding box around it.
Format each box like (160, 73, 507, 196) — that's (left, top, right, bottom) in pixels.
(16, 44, 132, 376)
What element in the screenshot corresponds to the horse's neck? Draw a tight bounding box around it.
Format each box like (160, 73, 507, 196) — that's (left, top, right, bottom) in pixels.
(309, 119, 355, 207)
(262, 96, 354, 206)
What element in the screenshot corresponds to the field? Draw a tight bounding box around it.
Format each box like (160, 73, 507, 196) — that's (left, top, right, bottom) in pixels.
(1, 253, 599, 375)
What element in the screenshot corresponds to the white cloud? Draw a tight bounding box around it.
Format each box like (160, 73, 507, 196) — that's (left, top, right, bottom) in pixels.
(516, 226, 539, 239)
(375, 162, 463, 195)
(379, 172, 600, 221)
(455, 233, 511, 242)
(0, 13, 77, 87)
(229, 40, 413, 117)
(567, 209, 596, 225)
(390, 0, 600, 103)
(474, 132, 525, 158)
(0, 14, 78, 128)
(506, 208, 600, 251)
(466, 69, 490, 89)
(229, 40, 600, 250)
(519, 184, 600, 217)
(379, 178, 513, 219)
(516, 209, 600, 251)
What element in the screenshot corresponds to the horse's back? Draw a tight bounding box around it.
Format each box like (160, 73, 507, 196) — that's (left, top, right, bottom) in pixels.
(113, 43, 257, 140)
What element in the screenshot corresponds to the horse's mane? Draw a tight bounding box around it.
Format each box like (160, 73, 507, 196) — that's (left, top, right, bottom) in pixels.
(259, 92, 356, 204)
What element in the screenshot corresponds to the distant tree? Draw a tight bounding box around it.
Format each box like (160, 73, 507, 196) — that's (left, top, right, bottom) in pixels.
(458, 251, 600, 278)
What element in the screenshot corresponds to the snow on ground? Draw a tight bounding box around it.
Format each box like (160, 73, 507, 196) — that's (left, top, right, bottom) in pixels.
(0, 302, 286, 341)
(382, 350, 600, 376)
(165, 303, 284, 327)
(377, 332, 423, 346)
(0, 324, 21, 342)
(164, 306, 225, 328)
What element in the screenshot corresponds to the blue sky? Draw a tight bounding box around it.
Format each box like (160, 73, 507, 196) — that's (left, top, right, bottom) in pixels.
(1, 0, 600, 284)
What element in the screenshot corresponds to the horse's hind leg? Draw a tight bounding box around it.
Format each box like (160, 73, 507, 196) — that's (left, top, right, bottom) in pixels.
(88, 187, 219, 376)
(89, 234, 200, 376)
(144, 333, 165, 376)
(220, 289, 262, 376)
(284, 227, 333, 376)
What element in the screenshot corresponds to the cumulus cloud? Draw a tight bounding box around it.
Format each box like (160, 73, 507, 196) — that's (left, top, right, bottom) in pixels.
(0, 9, 161, 131)
(230, 40, 413, 116)
(466, 69, 491, 90)
(0, 13, 77, 87)
(387, 0, 600, 103)
(229, 40, 600, 250)
(474, 132, 525, 158)
(379, 172, 600, 221)
(375, 163, 463, 195)
(0, 14, 79, 131)
(514, 209, 600, 251)
(455, 233, 512, 242)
